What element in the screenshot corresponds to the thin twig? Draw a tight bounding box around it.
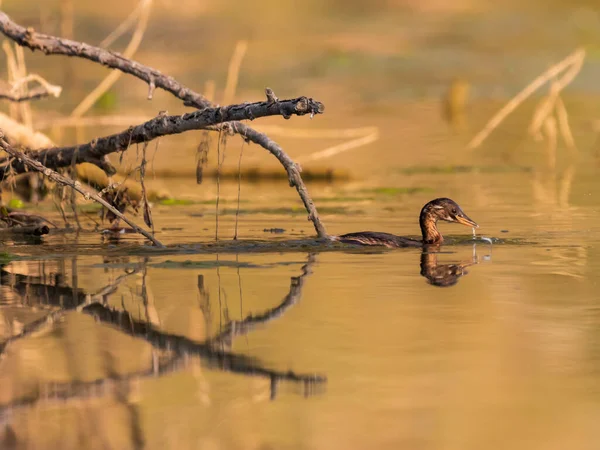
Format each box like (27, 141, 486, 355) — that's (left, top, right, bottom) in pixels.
(0, 96, 323, 178)
(10, 73, 62, 97)
(0, 85, 61, 102)
(0, 133, 164, 247)
(215, 128, 223, 241)
(234, 139, 244, 240)
(139, 142, 154, 232)
(69, 148, 81, 229)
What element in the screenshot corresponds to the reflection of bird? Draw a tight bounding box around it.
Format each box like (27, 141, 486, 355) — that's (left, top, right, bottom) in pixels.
(420, 250, 477, 287)
(332, 198, 478, 248)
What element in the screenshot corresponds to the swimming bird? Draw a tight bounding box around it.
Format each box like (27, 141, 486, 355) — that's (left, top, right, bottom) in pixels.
(332, 198, 478, 248)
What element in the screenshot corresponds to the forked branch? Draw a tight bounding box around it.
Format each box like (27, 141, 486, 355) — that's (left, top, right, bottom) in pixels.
(0, 133, 164, 247)
(0, 96, 323, 177)
(0, 11, 210, 109)
(0, 10, 329, 238)
(0, 85, 59, 102)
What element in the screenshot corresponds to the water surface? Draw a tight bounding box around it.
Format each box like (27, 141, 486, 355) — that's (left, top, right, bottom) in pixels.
(3, 0, 600, 448)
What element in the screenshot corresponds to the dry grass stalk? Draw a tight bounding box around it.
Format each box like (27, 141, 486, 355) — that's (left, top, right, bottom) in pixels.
(70, 0, 153, 118)
(528, 47, 583, 153)
(222, 40, 248, 105)
(10, 74, 62, 98)
(2, 42, 33, 126)
(298, 128, 380, 162)
(203, 80, 216, 103)
(100, 0, 148, 48)
(468, 48, 585, 150)
(215, 130, 227, 242)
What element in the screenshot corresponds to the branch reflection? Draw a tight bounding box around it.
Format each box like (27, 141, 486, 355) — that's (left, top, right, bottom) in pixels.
(0, 253, 325, 418)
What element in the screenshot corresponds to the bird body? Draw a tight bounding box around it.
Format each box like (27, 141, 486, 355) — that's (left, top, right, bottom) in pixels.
(332, 198, 477, 248)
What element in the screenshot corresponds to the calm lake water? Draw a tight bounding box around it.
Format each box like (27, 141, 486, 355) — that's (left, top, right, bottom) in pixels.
(3, 0, 600, 448)
(2, 166, 600, 449)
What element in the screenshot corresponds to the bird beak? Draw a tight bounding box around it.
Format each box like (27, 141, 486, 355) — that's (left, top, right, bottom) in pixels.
(455, 213, 478, 228)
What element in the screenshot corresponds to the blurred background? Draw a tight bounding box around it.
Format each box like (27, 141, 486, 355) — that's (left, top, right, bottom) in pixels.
(2, 1, 600, 449)
(7, 0, 600, 178)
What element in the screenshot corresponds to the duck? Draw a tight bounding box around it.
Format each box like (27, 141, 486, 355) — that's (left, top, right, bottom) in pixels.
(332, 198, 478, 248)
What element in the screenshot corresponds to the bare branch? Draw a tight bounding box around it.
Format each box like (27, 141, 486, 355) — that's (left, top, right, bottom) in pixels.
(0, 11, 330, 238)
(0, 85, 59, 102)
(0, 134, 164, 247)
(209, 254, 315, 346)
(230, 122, 328, 238)
(0, 96, 323, 177)
(0, 10, 211, 109)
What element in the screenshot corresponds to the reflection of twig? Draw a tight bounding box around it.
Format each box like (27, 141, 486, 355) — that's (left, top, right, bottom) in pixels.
(83, 254, 324, 391)
(558, 163, 576, 208)
(90, 265, 143, 300)
(0, 353, 177, 417)
(83, 301, 326, 388)
(468, 48, 585, 149)
(531, 163, 576, 209)
(210, 254, 315, 346)
(0, 255, 325, 411)
(0, 264, 142, 356)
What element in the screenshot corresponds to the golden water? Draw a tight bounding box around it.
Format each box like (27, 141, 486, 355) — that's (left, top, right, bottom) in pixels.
(3, 0, 600, 448)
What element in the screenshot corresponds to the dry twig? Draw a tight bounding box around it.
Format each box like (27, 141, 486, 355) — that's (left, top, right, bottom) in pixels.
(0, 10, 329, 238)
(0, 96, 323, 178)
(0, 133, 164, 247)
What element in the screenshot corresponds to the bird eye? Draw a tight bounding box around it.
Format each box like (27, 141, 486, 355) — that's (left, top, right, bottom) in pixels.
(451, 208, 457, 214)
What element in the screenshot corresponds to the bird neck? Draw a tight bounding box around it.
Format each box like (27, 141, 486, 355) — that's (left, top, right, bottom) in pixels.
(420, 211, 443, 244)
